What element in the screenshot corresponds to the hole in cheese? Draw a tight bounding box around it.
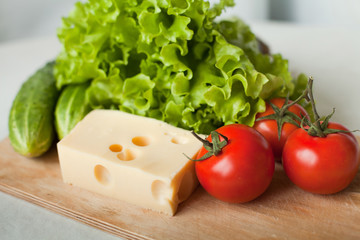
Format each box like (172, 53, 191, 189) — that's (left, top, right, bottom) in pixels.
(132, 136, 150, 147)
(177, 171, 195, 203)
(94, 165, 111, 185)
(151, 180, 172, 204)
(117, 149, 136, 161)
(171, 136, 189, 144)
(109, 144, 123, 152)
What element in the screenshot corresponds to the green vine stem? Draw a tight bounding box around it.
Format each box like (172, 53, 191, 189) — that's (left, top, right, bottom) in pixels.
(184, 131, 229, 161)
(256, 83, 309, 140)
(307, 77, 326, 137)
(300, 77, 358, 137)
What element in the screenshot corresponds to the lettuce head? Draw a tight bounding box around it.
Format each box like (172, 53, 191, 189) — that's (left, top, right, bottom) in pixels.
(55, 0, 305, 134)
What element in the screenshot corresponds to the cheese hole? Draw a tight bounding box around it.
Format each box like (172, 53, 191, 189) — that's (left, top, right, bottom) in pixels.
(178, 171, 195, 203)
(171, 136, 189, 144)
(132, 136, 150, 147)
(117, 149, 136, 161)
(109, 144, 123, 152)
(94, 165, 111, 185)
(152, 180, 172, 204)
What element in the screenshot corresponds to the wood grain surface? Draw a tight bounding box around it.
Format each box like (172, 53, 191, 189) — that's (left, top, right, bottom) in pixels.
(0, 137, 359, 240)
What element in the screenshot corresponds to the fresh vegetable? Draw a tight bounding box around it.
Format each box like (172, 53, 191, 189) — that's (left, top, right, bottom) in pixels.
(192, 124, 274, 203)
(282, 78, 360, 194)
(55, 82, 91, 139)
(54, 0, 306, 134)
(253, 97, 308, 161)
(8, 61, 59, 157)
(283, 123, 359, 194)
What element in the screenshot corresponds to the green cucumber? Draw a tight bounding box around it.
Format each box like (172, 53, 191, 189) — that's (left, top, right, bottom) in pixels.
(8, 61, 59, 157)
(55, 82, 91, 140)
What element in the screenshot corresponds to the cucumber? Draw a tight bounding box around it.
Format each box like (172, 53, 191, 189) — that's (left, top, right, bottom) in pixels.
(8, 61, 59, 157)
(55, 82, 91, 140)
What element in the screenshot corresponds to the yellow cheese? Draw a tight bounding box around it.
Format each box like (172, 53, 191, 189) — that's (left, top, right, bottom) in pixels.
(57, 109, 202, 215)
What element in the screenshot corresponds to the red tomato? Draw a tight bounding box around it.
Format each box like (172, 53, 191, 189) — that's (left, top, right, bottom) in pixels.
(195, 124, 275, 203)
(282, 122, 360, 194)
(253, 98, 308, 161)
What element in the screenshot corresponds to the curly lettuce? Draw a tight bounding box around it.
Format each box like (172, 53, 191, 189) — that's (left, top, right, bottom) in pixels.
(55, 0, 304, 134)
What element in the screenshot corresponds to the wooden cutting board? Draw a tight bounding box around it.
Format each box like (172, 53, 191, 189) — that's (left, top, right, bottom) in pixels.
(0, 137, 359, 240)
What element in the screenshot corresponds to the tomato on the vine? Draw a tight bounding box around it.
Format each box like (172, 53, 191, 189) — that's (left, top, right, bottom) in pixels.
(282, 122, 359, 194)
(253, 98, 308, 161)
(194, 124, 274, 203)
(281, 77, 360, 194)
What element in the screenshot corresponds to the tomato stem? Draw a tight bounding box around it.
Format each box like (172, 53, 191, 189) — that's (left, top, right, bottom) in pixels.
(308, 78, 324, 134)
(279, 87, 308, 117)
(191, 131, 213, 149)
(185, 131, 229, 161)
(306, 77, 326, 137)
(300, 77, 355, 137)
(256, 87, 309, 141)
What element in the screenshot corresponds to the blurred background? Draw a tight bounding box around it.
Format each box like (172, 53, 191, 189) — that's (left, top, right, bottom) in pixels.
(0, 0, 359, 43)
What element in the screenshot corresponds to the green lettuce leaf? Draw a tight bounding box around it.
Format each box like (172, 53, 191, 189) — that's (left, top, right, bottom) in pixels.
(55, 0, 305, 134)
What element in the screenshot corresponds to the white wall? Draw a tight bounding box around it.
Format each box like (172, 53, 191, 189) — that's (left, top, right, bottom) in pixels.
(269, 0, 360, 29)
(210, 0, 269, 22)
(0, 0, 77, 42)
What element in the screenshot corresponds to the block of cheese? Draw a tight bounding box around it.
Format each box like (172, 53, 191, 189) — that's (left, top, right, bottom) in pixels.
(57, 109, 202, 215)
